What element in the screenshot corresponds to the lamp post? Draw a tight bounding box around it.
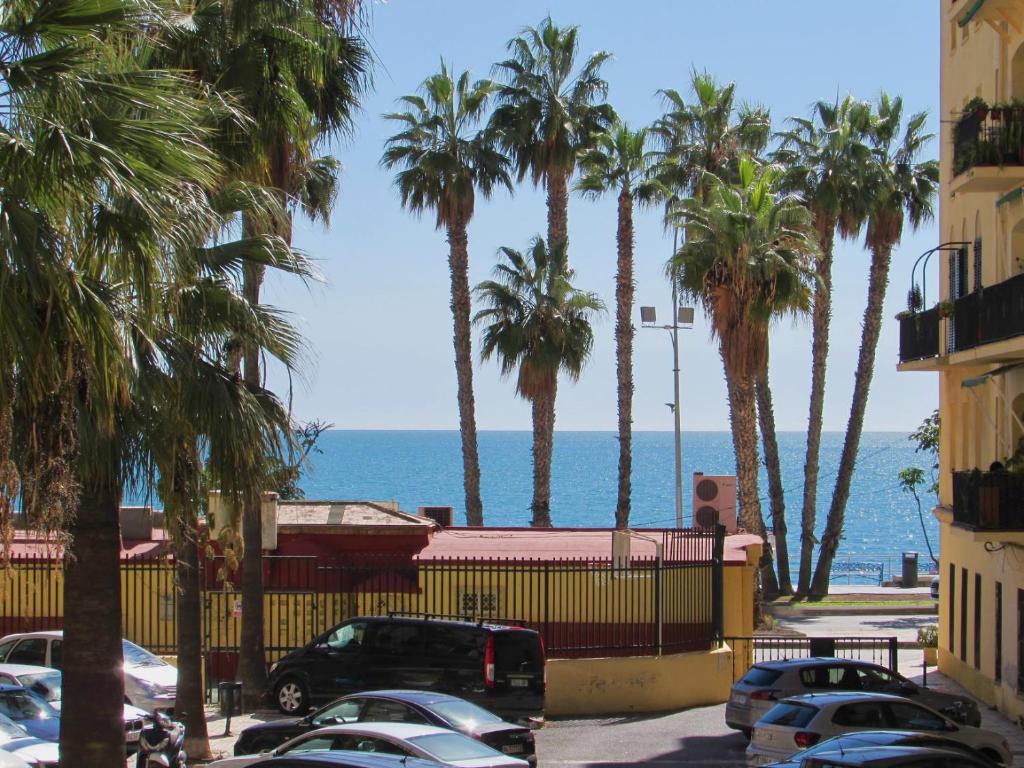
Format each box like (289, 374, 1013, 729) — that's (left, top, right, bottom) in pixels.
(641, 289, 694, 529)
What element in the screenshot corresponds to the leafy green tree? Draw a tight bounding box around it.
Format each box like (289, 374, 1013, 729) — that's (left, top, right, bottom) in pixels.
(475, 238, 604, 526)
(382, 63, 512, 526)
(577, 122, 659, 529)
(491, 17, 614, 255)
(810, 95, 939, 596)
(670, 159, 817, 592)
(774, 96, 874, 596)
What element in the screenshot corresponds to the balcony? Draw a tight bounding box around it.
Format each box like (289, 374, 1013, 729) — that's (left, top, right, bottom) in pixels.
(898, 307, 940, 364)
(952, 470, 1024, 531)
(951, 104, 1024, 194)
(949, 272, 1024, 355)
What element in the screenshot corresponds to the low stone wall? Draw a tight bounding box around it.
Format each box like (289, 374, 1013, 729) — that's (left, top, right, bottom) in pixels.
(545, 645, 734, 716)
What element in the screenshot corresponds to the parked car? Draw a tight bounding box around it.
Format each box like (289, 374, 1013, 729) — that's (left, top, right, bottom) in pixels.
(235, 690, 535, 764)
(0, 751, 28, 768)
(260, 752, 442, 768)
(0, 664, 147, 750)
(745, 692, 1011, 766)
(726, 657, 981, 736)
(0, 631, 176, 713)
(211, 722, 528, 768)
(266, 617, 545, 723)
(787, 744, 998, 767)
(761, 729, 999, 767)
(0, 712, 57, 767)
(0, 686, 58, 743)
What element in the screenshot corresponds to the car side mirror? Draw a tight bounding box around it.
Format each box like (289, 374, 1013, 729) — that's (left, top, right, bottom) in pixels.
(899, 681, 917, 694)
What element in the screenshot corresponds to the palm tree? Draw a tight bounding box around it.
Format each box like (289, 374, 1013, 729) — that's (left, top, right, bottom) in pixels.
(491, 17, 614, 255)
(577, 122, 659, 529)
(475, 238, 604, 526)
(754, 338, 791, 593)
(773, 97, 874, 596)
(810, 95, 938, 596)
(669, 159, 817, 592)
(382, 63, 512, 527)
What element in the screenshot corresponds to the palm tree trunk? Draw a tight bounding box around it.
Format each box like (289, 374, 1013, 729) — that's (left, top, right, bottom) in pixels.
(614, 190, 635, 530)
(61, 473, 125, 768)
(810, 242, 892, 597)
(546, 170, 569, 255)
(725, 366, 779, 599)
(530, 381, 557, 528)
(238, 259, 267, 711)
(797, 218, 835, 596)
(755, 356, 792, 595)
(447, 216, 484, 526)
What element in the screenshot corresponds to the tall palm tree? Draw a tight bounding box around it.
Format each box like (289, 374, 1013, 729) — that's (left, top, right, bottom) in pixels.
(577, 122, 659, 529)
(490, 17, 614, 255)
(774, 97, 873, 596)
(670, 159, 817, 591)
(382, 63, 512, 527)
(810, 96, 938, 596)
(475, 238, 604, 527)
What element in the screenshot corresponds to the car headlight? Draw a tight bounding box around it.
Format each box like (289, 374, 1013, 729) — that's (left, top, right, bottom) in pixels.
(269, 661, 279, 676)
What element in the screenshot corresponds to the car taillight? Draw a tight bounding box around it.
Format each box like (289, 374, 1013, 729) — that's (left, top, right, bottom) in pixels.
(484, 635, 495, 689)
(750, 690, 778, 701)
(793, 732, 820, 748)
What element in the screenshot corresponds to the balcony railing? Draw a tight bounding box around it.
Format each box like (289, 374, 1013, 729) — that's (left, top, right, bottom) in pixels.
(949, 272, 1024, 353)
(898, 307, 940, 363)
(952, 470, 1024, 531)
(953, 105, 1024, 177)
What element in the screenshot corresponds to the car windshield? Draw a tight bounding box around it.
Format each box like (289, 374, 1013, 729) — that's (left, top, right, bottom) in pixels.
(429, 700, 504, 729)
(0, 689, 57, 721)
(759, 701, 818, 728)
(122, 640, 166, 668)
(0, 713, 27, 743)
(17, 672, 61, 703)
(739, 666, 783, 686)
(408, 733, 503, 761)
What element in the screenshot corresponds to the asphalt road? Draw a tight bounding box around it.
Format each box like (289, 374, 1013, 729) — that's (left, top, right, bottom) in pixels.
(538, 703, 749, 768)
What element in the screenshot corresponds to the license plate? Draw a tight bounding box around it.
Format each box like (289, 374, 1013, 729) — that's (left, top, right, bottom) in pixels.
(509, 678, 529, 688)
(731, 693, 747, 705)
(502, 744, 524, 754)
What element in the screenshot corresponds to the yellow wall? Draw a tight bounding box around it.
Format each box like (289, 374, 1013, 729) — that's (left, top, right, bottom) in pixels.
(546, 646, 734, 716)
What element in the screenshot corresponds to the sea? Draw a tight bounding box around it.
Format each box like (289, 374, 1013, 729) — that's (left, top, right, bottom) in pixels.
(292, 430, 939, 585)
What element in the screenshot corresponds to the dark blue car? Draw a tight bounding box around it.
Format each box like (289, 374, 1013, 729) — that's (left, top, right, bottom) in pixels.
(0, 684, 60, 742)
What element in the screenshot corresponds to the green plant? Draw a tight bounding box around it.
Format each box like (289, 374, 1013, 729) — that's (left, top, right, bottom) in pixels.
(937, 300, 956, 318)
(895, 310, 914, 321)
(907, 285, 923, 312)
(917, 625, 938, 647)
(963, 96, 988, 117)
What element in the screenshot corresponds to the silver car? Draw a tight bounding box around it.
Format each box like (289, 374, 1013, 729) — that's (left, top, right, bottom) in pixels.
(725, 657, 981, 736)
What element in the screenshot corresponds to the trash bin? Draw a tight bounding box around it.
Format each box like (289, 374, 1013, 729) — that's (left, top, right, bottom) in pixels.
(218, 681, 242, 717)
(902, 551, 919, 588)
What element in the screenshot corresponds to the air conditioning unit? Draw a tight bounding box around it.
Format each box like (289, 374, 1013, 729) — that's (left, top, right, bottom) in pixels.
(692, 473, 738, 533)
(419, 506, 454, 527)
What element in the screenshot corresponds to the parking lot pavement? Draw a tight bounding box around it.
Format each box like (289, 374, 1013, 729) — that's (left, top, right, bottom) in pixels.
(538, 703, 748, 768)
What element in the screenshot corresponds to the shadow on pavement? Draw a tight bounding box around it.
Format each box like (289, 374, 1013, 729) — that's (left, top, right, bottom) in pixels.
(557, 732, 749, 768)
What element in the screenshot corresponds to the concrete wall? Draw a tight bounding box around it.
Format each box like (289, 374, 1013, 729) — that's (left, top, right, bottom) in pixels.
(546, 646, 735, 716)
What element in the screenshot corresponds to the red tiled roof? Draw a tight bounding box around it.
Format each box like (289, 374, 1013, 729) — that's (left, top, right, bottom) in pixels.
(6, 530, 171, 560)
(415, 528, 760, 565)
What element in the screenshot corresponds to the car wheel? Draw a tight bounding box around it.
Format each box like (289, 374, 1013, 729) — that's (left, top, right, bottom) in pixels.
(978, 748, 1003, 766)
(274, 677, 309, 714)
(740, 728, 751, 741)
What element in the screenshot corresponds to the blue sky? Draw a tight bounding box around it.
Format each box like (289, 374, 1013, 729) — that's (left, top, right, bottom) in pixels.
(263, 0, 940, 432)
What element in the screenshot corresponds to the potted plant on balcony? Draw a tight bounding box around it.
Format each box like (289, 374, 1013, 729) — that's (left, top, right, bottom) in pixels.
(963, 96, 989, 121)
(918, 625, 938, 666)
(936, 300, 956, 319)
(907, 285, 923, 313)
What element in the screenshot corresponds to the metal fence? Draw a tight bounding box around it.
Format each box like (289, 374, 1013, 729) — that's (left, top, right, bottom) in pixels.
(0, 526, 725, 683)
(724, 635, 900, 682)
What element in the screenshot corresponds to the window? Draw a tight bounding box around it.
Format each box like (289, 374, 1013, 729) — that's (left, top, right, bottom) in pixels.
(49, 640, 61, 669)
(738, 667, 782, 687)
(853, 666, 902, 693)
(974, 573, 982, 670)
(324, 622, 366, 652)
(311, 698, 362, 727)
(885, 702, 949, 732)
(948, 563, 956, 652)
(361, 699, 428, 724)
(760, 702, 817, 728)
(960, 568, 969, 662)
(995, 581, 1003, 683)
(280, 735, 335, 755)
(372, 625, 422, 656)
(407, 732, 503, 761)
(974, 237, 983, 292)
(831, 702, 886, 728)
(331, 735, 406, 756)
(0, 640, 16, 663)
(8, 639, 47, 667)
(800, 666, 860, 690)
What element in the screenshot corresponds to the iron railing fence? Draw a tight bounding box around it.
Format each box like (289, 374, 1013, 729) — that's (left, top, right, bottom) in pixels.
(948, 272, 1024, 354)
(898, 307, 941, 363)
(952, 469, 1024, 530)
(952, 105, 1024, 177)
(724, 635, 900, 682)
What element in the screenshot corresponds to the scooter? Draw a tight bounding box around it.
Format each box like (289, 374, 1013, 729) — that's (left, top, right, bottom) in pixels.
(137, 712, 187, 768)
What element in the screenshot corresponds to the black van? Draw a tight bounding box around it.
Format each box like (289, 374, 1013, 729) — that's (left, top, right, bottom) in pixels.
(265, 616, 545, 722)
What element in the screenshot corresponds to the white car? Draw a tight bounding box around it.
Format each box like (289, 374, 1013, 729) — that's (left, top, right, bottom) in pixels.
(0, 751, 28, 768)
(745, 692, 1011, 766)
(0, 632, 176, 713)
(210, 722, 529, 768)
(0, 663, 147, 749)
(0, 712, 58, 767)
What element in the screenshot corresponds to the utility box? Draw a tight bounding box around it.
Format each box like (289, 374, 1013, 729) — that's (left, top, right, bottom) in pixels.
(218, 681, 242, 717)
(902, 552, 919, 588)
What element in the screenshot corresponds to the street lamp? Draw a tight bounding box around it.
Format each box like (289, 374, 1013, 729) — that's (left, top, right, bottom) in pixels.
(640, 297, 694, 530)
